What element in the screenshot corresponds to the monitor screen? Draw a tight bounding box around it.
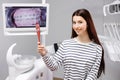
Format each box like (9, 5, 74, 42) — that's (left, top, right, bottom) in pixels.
(2, 3, 49, 35)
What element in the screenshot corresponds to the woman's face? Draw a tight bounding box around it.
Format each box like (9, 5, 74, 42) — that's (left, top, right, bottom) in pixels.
(72, 16, 88, 36)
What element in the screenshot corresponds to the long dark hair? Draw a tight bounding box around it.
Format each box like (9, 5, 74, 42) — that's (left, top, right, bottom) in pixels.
(71, 9, 105, 78)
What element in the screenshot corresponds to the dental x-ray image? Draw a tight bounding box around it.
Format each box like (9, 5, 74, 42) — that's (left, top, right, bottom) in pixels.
(5, 6, 46, 28)
(2, 3, 49, 35)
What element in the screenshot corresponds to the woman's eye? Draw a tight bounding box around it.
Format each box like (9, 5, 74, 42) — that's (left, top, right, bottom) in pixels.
(72, 22, 76, 24)
(78, 21, 82, 23)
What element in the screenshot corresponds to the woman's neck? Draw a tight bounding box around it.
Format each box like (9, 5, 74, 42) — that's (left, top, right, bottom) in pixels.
(76, 34, 91, 43)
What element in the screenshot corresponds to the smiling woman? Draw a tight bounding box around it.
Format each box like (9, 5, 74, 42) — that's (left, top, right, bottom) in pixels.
(37, 9, 105, 80)
(71, 9, 105, 78)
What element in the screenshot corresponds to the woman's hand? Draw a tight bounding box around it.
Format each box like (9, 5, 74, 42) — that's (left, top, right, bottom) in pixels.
(37, 42, 47, 56)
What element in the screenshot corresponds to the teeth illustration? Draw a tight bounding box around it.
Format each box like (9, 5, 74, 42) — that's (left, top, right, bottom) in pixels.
(13, 8, 41, 26)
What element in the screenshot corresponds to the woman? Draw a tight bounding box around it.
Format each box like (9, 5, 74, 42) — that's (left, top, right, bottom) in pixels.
(38, 9, 105, 80)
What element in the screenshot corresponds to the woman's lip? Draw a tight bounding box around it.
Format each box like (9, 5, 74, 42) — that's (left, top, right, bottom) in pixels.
(76, 29, 82, 31)
(76, 29, 82, 33)
(76, 30, 80, 34)
(76, 28, 82, 30)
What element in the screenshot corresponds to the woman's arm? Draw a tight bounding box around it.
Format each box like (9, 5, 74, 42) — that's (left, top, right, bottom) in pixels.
(38, 42, 64, 71)
(85, 45, 102, 80)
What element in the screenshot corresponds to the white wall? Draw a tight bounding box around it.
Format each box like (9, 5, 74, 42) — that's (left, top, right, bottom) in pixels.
(0, 0, 120, 80)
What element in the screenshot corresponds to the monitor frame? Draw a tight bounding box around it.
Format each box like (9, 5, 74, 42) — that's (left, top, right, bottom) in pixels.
(2, 3, 49, 35)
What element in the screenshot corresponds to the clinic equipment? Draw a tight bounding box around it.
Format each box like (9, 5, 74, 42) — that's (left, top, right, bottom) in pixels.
(103, 0, 120, 16)
(103, 23, 120, 61)
(4, 0, 54, 80)
(5, 43, 54, 80)
(2, 3, 49, 36)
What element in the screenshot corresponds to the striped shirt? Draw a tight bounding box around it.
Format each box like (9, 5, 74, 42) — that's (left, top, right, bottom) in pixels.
(43, 38, 102, 80)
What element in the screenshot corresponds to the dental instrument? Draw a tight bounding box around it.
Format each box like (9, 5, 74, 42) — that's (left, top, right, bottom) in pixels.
(111, 23, 118, 40)
(114, 23, 120, 40)
(103, 23, 120, 61)
(36, 23, 41, 42)
(105, 23, 114, 39)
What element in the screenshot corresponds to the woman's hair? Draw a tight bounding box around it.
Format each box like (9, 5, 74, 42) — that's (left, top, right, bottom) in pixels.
(71, 9, 105, 78)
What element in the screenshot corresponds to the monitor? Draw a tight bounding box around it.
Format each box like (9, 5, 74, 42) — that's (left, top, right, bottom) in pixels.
(2, 3, 49, 35)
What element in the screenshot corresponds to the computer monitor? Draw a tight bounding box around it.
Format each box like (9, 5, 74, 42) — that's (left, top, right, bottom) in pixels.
(2, 3, 49, 35)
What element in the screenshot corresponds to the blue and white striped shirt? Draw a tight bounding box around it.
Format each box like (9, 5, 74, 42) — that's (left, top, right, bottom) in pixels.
(43, 38, 102, 80)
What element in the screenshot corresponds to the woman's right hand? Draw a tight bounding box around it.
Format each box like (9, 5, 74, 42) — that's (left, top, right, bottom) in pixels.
(37, 42, 47, 56)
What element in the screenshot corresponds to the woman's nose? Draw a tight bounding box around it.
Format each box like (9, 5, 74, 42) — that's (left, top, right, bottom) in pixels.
(76, 26, 81, 30)
(75, 23, 80, 27)
(75, 24, 81, 29)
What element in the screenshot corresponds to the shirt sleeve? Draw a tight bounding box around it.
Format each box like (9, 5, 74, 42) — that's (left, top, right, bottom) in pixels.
(42, 42, 65, 71)
(85, 45, 102, 80)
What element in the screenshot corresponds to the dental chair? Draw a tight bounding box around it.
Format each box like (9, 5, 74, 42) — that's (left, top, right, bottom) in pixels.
(6, 43, 59, 80)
